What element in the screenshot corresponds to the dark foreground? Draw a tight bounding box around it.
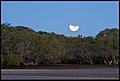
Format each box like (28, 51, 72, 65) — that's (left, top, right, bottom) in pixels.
(1, 64, 119, 69)
(1, 65, 119, 80)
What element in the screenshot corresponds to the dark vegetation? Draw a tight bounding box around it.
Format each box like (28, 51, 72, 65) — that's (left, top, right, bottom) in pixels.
(1, 23, 119, 67)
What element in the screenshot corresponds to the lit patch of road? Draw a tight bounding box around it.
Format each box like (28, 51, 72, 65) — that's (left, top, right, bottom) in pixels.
(1, 68, 119, 80)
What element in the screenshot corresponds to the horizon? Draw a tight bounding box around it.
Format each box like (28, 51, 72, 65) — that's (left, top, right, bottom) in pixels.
(1, 1, 119, 37)
(1, 22, 119, 38)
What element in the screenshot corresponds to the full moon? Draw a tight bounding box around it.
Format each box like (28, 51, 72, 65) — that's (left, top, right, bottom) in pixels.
(69, 24, 79, 31)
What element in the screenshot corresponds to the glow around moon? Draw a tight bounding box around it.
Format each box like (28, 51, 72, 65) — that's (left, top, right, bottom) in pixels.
(69, 24, 79, 31)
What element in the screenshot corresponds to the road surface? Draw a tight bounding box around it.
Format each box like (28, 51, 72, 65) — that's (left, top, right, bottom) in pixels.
(1, 67, 119, 80)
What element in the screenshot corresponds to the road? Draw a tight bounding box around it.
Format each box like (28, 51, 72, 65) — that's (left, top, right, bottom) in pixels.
(1, 67, 119, 80)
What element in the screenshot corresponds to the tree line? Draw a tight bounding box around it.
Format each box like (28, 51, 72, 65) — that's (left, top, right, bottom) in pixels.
(1, 23, 119, 66)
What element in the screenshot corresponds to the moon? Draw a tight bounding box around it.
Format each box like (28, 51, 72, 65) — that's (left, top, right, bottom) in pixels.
(69, 24, 79, 31)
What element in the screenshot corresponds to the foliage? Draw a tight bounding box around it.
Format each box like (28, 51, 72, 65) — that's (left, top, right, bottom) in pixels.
(3, 54, 23, 66)
(1, 54, 4, 65)
(1, 23, 119, 66)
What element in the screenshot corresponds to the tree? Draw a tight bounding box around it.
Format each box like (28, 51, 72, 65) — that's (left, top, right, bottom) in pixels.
(1, 54, 4, 66)
(96, 28, 119, 65)
(4, 54, 23, 66)
(1, 23, 119, 66)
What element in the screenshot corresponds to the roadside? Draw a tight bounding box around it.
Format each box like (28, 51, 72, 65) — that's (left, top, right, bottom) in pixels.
(1, 64, 119, 69)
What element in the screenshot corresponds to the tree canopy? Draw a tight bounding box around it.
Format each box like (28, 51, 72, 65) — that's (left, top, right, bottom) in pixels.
(1, 23, 119, 66)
